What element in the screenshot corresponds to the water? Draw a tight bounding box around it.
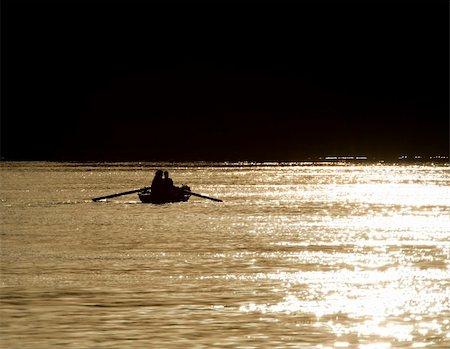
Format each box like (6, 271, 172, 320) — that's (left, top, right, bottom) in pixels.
(1, 161, 449, 349)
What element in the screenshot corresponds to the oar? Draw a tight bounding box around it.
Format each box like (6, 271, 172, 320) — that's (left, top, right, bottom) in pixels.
(92, 186, 150, 202)
(183, 190, 223, 202)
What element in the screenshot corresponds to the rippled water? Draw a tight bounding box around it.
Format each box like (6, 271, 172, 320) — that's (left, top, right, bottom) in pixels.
(1, 161, 449, 348)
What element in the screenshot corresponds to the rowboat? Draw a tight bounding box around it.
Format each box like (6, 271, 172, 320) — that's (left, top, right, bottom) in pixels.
(138, 185, 191, 204)
(92, 184, 222, 203)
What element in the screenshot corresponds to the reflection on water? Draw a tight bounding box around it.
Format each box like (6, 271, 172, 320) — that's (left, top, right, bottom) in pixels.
(1, 162, 449, 348)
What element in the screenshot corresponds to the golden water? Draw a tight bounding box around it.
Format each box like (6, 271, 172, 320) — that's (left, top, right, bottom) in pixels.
(1, 162, 449, 348)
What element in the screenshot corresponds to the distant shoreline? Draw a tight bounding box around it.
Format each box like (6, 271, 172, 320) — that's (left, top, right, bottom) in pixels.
(1, 158, 448, 166)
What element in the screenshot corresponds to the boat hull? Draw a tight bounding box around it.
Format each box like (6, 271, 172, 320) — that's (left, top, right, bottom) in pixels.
(138, 186, 191, 204)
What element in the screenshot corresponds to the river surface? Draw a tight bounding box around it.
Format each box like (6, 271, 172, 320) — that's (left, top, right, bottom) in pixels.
(0, 161, 449, 348)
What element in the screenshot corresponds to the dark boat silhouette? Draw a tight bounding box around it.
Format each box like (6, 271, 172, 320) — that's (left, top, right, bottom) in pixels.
(92, 184, 222, 204)
(138, 185, 191, 204)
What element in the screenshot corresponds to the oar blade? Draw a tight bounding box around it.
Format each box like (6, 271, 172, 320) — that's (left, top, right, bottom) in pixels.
(92, 186, 150, 202)
(183, 190, 223, 202)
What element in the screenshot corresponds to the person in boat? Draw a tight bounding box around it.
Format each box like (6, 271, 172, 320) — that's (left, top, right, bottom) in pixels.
(163, 171, 174, 188)
(163, 170, 176, 196)
(150, 169, 164, 196)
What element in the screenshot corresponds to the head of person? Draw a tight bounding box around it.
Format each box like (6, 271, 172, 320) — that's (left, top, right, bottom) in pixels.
(155, 170, 163, 178)
(164, 171, 169, 178)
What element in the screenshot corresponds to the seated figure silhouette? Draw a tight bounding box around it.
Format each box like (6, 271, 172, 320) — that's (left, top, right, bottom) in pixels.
(163, 171, 174, 193)
(150, 170, 164, 197)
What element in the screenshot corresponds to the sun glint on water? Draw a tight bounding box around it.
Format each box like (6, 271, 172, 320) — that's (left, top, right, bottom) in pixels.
(1, 162, 449, 348)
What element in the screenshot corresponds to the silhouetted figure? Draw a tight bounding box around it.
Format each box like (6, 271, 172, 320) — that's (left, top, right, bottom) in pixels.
(163, 171, 174, 191)
(151, 169, 164, 196)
